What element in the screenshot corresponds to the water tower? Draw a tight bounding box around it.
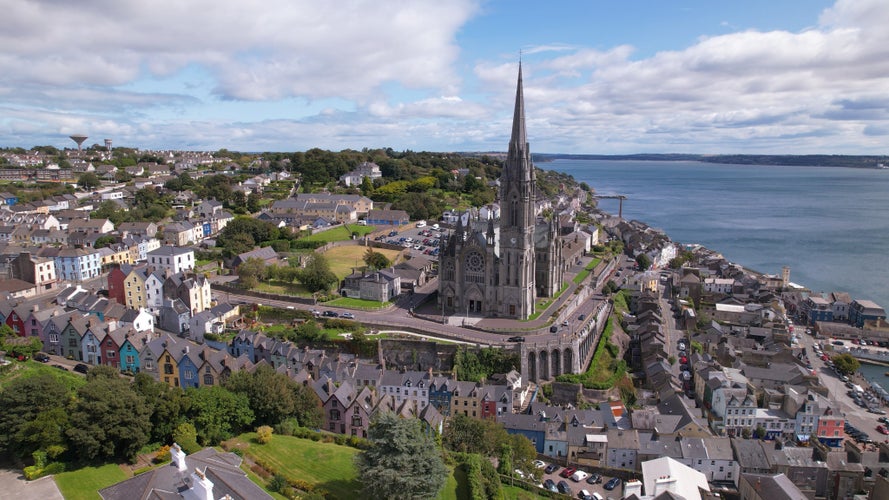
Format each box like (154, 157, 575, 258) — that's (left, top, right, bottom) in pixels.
(69, 134, 88, 152)
(104, 138, 112, 152)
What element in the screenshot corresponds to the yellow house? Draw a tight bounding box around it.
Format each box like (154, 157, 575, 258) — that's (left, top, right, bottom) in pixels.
(123, 268, 148, 310)
(160, 350, 179, 388)
(450, 381, 480, 418)
(100, 244, 134, 269)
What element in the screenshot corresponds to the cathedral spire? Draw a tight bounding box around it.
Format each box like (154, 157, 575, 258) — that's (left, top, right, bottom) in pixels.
(510, 62, 527, 155)
(506, 62, 533, 183)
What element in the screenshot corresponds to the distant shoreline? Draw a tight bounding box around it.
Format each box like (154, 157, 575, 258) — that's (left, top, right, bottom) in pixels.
(530, 153, 889, 169)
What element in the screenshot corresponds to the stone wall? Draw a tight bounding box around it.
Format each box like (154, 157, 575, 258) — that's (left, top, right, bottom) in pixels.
(378, 338, 459, 372)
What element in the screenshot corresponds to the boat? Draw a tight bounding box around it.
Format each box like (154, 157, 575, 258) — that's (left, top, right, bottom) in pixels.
(884, 371, 889, 376)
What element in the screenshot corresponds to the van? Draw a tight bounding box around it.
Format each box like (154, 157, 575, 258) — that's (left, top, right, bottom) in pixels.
(592, 492, 605, 500)
(432, 223, 440, 230)
(416, 220, 426, 227)
(357, 220, 367, 225)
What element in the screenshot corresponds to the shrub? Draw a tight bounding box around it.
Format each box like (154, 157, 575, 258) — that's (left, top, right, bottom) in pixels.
(251, 463, 271, 479)
(154, 445, 172, 464)
(256, 425, 274, 444)
(275, 418, 299, 436)
(230, 447, 244, 457)
(268, 474, 288, 493)
(42, 462, 65, 475)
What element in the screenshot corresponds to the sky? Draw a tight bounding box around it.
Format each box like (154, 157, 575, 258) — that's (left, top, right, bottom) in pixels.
(2, 0, 889, 155)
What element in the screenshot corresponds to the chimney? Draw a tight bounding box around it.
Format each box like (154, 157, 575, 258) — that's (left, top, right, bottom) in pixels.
(170, 443, 187, 471)
(190, 467, 215, 500)
(623, 479, 642, 498)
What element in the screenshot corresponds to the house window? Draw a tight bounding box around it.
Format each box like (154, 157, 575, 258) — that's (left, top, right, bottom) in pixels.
(126, 355, 135, 365)
(68, 338, 77, 347)
(164, 364, 174, 374)
(203, 374, 214, 385)
(184, 370, 194, 379)
(352, 415, 363, 427)
(144, 360, 154, 370)
(330, 409, 341, 421)
(107, 351, 116, 358)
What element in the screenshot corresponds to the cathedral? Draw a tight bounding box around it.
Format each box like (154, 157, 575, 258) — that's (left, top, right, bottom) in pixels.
(438, 64, 564, 320)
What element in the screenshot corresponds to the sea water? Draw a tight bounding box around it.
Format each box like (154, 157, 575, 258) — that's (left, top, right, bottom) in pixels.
(546, 159, 889, 309)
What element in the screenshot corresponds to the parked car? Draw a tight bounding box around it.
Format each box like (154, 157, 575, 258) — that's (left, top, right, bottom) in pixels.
(53, 364, 68, 371)
(341, 312, 355, 319)
(533, 460, 546, 469)
(586, 473, 602, 484)
(878, 417, 889, 425)
(578, 489, 594, 500)
(604, 477, 621, 490)
(33, 352, 50, 363)
(73, 363, 89, 374)
(507, 336, 526, 343)
(559, 467, 577, 478)
(557, 480, 572, 494)
(543, 479, 558, 492)
(570, 470, 589, 482)
(877, 425, 889, 435)
(544, 464, 559, 474)
(322, 310, 339, 317)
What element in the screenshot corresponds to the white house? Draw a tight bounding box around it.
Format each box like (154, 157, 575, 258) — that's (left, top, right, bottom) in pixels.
(147, 245, 195, 275)
(119, 307, 155, 333)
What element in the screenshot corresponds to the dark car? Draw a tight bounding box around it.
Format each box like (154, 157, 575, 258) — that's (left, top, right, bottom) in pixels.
(322, 310, 339, 317)
(586, 473, 602, 484)
(544, 464, 559, 474)
(557, 480, 571, 494)
(604, 477, 621, 490)
(543, 479, 558, 492)
(53, 364, 68, 371)
(388, 231, 398, 237)
(73, 363, 89, 374)
(34, 352, 50, 363)
(550, 325, 558, 333)
(507, 336, 526, 343)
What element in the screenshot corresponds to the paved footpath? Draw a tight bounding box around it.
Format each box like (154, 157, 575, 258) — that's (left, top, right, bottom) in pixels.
(0, 469, 64, 500)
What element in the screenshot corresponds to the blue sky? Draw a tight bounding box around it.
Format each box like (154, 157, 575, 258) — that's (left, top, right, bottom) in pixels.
(3, 0, 888, 154)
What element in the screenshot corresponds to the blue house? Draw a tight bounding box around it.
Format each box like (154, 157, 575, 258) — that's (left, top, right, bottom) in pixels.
(112, 329, 147, 373)
(176, 346, 202, 389)
(849, 299, 886, 327)
(230, 329, 256, 361)
(429, 377, 456, 416)
(202, 221, 212, 237)
(0, 192, 18, 206)
(498, 413, 548, 454)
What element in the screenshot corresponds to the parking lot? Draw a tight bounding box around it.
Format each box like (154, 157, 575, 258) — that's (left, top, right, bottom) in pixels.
(372, 221, 444, 258)
(534, 461, 626, 499)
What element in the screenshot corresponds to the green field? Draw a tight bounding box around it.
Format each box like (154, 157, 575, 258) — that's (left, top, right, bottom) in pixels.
(0, 359, 86, 392)
(54, 463, 130, 500)
(225, 432, 361, 499)
(299, 224, 376, 243)
(322, 245, 404, 280)
(325, 297, 393, 309)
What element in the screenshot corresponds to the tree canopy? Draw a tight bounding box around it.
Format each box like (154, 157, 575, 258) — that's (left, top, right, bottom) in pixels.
(355, 413, 448, 500)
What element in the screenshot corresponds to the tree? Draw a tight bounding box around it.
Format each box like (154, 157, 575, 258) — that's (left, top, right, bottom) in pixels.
(298, 253, 338, 293)
(360, 175, 375, 196)
(225, 365, 296, 426)
(238, 257, 268, 289)
(442, 413, 510, 457)
(832, 353, 861, 375)
(172, 422, 201, 454)
(0, 375, 69, 456)
(363, 248, 391, 270)
(185, 386, 254, 445)
(355, 413, 448, 500)
(635, 253, 652, 270)
(133, 373, 189, 444)
(93, 235, 117, 249)
(66, 377, 152, 461)
(77, 172, 101, 190)
(247, 192, 262, 213)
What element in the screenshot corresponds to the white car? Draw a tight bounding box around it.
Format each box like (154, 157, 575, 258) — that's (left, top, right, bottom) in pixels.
(571, 470, 589, 482)
(533, 460, 546, 469)
(341, 312, 355, 319)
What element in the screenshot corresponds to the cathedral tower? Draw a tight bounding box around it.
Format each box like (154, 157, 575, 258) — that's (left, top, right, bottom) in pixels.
(497, 63, 536, 318)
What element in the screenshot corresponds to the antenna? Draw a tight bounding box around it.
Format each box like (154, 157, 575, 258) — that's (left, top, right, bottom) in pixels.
(69, 134, 88, 152)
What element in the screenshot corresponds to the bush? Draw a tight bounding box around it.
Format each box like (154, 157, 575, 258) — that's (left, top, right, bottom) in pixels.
(230, 448, 244, 457)
(251, 463, 271, 479)
(256, 425, 273, 444)
(275, 418, 299, 436)
(154, 445, 172, 464)
(43, 462, 67, 476)
(268, 474, 288, 493)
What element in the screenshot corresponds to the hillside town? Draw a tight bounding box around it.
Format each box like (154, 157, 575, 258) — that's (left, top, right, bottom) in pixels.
(2, 71, 889, 500)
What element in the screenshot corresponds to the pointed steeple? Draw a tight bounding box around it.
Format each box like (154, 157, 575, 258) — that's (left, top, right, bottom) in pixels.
(505, 62, 533, 184)
(510, 62, 527, 156)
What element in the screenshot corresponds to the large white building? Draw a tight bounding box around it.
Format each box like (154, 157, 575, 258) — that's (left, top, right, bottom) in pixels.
(147, 245, 194, 275)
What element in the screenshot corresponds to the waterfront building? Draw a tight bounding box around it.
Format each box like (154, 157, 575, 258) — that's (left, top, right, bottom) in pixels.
(849, 299, 886, 328)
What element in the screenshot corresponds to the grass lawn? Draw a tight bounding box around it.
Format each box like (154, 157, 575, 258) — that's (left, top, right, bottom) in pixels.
(572, 257, 602, 285)
(54, 463, 130, 500)
(254, 280, 311, 297)
(300, 224, 376, 243)
(502, 483, 549, 499)
(0, 359, 87, 392)
(325, 297, 392, 310)
(225, 432, 361, 499)
(437, 466, 462, 500)
(323, 245, 403, 280)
